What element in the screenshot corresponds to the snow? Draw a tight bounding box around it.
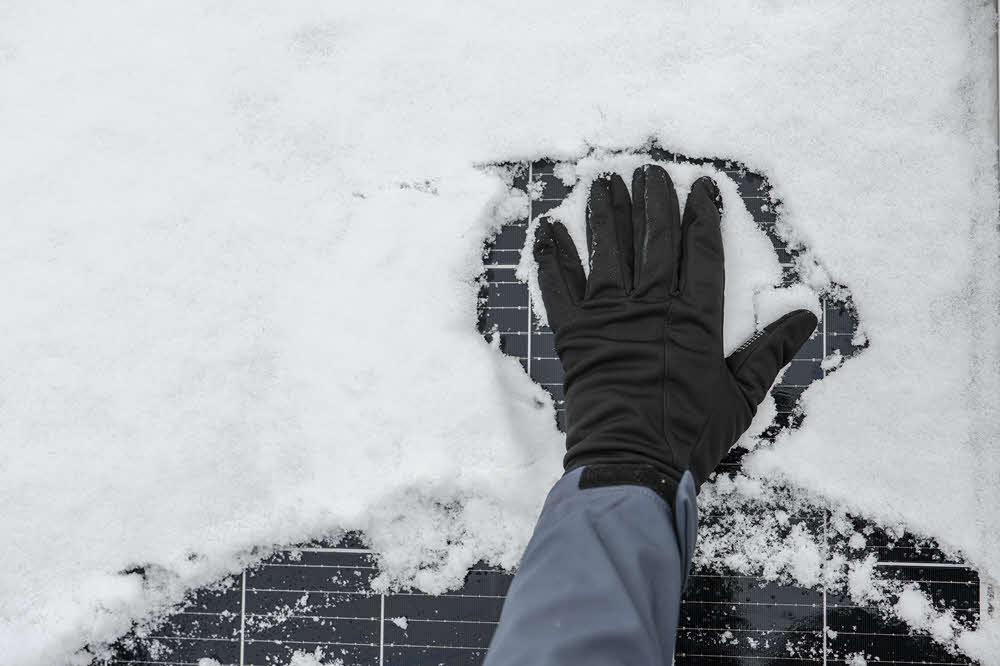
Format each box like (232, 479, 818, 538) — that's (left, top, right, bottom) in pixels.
(202, 650, 347, 666)
(821, 350, 845, 373)
(754, 284, 822, 330)
(0, 1, 997, 664)
(284, 650, 346, 666)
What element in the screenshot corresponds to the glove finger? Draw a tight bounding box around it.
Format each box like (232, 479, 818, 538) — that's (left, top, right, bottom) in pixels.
(585, 173, 633, 300)
(688, 370, 757, 490)
(679, 176, 725, 340)
(534, 217, 585, 332)
(550, 218, 586, 304)
(631, 165, 681, 299)
(690, 310, 817, 489)
(726, 309, 819, 406)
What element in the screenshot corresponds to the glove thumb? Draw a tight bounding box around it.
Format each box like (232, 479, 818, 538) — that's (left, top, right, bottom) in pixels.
(726, 309, 819, 407)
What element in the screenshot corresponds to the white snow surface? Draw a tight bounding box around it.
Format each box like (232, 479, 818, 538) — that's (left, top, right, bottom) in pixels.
(0, 2, 997, 664)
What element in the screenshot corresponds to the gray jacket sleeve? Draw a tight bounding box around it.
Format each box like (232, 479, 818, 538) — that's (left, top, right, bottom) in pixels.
(484, 467, 698, 666)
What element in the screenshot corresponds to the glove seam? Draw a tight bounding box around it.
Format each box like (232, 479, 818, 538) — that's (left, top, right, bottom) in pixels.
(661, 304, 670, 470)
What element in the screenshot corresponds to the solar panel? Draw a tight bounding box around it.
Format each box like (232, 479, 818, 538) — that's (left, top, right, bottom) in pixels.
(92, 151, 982, 666)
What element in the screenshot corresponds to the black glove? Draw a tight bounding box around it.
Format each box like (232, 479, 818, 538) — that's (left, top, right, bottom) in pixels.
(533, 165, 817, 502)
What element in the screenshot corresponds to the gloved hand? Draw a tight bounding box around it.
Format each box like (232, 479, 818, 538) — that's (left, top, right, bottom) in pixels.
(533, 165, 817, 501)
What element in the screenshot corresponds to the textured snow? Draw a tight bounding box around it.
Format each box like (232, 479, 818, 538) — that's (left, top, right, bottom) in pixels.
(821, 350, 845, 372)
(0, 1, 997, 664)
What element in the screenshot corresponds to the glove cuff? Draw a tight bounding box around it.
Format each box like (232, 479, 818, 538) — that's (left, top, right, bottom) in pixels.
(572, 462, 682, 512)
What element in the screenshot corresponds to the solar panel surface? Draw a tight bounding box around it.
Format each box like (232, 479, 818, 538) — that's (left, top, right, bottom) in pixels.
(93, 152, 982, 666)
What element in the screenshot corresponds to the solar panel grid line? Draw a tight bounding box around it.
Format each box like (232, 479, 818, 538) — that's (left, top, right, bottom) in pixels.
(245, 612, 381, 622)
(388, 592, 506, 600)
(675, 647, 823, 661)
(108, 661, 202, 666)
(284, 547, 374, 554)
(243, 588, 373, 595)
(378, 593, 385, 666)
(258, 565, 378, 571)
(380, 643, 483, 650)
(822, 512, 830, 665)
(525, 162, 533, 381)
(246, 640, 376, 648)
(240, 571, 247, 666)
(385, 619, 500, 626)
(145, 636, 236, 644)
